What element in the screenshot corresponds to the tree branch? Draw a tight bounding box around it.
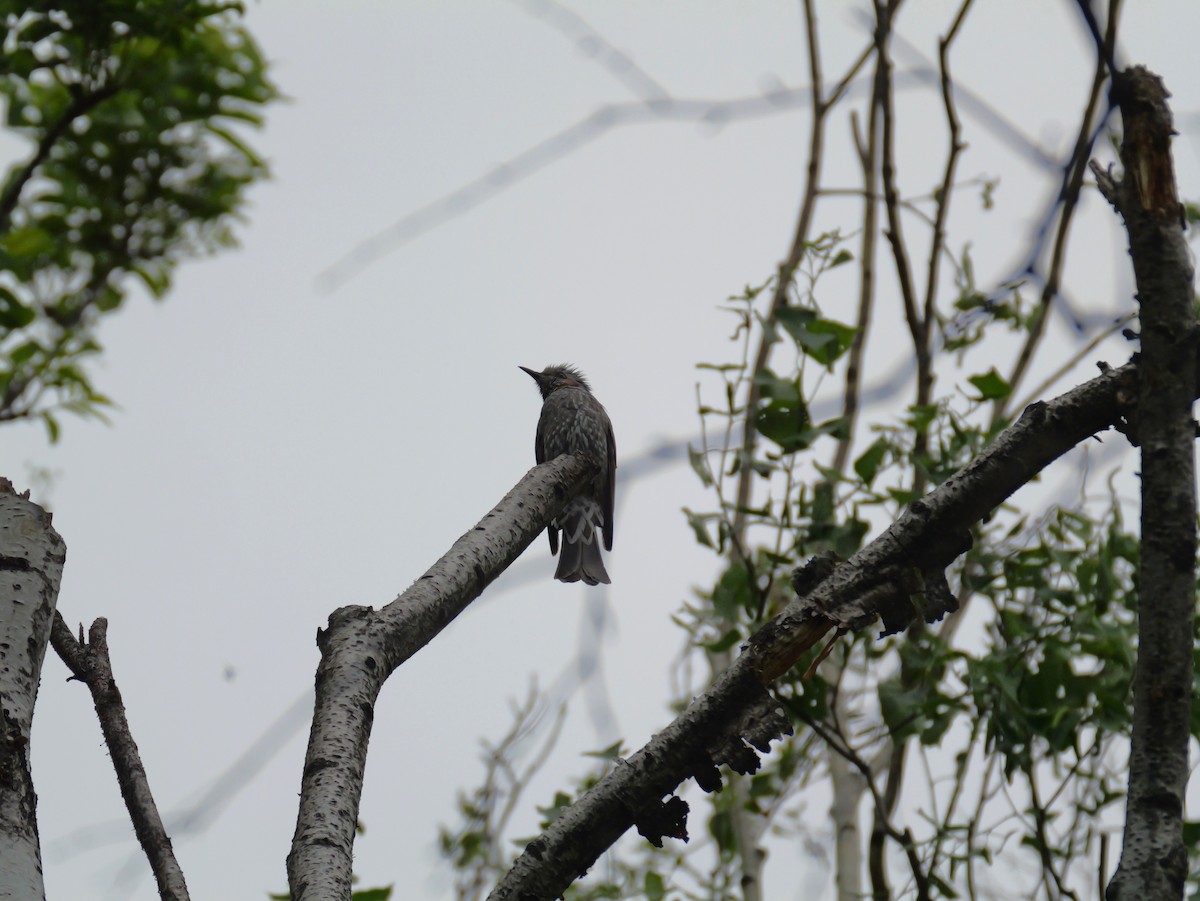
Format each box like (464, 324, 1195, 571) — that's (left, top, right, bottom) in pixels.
(0, 480, 65, 901)
(50, 614, 190, 901)
(729, 15, 875, 547)
(286, 454, 597, 900)
(0, 85, 119, 233)
(830, 103, 879, 476)
(491, 354, 1153, 899)
(1100, 65, 1196, 901)
(995, 0, 1121, 427)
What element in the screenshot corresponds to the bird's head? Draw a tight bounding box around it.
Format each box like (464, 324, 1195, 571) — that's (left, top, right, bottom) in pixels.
(520, 364, 592, 400)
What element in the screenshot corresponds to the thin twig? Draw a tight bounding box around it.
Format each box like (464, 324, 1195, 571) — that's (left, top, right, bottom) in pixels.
(922, 0, 974, 335)
(1072, 0, 1119, 77)
(874, 1, 924, 376)
(1011, 312, 1135, 414)
(50, 613, 190, 901)
(831, 102, 880, 475)
(804, 712, 932, 900)
(729, 20, 875, 547)
(1027, 758, 1082, 901)
(720, 7, 862, 893)
(995, 0, 1122, 428)
(927, 716, 982, 878)
(507, 0, 671, 103)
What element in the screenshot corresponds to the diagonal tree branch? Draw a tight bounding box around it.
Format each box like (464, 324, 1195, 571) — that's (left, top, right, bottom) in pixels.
(490, 353, 1152, 899)
(994, 0, 1121, 427)
(50, 615, 190, 901)
(0, 84, 119, 233)
(286, 453, 597, 900)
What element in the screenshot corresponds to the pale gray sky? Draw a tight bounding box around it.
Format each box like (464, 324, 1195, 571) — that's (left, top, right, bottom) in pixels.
(9, 2, 1200, 899)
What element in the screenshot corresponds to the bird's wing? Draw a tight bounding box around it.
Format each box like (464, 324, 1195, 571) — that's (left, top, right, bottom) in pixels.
(602, 409, 616, 551)
(536, 410, 558, 554)
(534, 413, 547, 465)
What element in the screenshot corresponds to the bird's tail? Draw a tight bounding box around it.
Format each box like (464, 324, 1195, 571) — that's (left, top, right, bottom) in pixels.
(555, 532, 611, 585)
(554, 501, 611, 585)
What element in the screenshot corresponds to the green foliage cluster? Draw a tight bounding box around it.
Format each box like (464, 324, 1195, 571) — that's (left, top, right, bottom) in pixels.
(665, 243, 1157, 896)
(0, 0, 275, 437)
(662, 235, 1195, 897)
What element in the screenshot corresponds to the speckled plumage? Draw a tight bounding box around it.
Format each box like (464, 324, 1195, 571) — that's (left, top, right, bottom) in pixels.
(520, 364, 616, 585)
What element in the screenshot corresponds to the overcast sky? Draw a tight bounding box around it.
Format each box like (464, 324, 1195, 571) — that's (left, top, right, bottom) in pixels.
(8, 2, 1200, 899)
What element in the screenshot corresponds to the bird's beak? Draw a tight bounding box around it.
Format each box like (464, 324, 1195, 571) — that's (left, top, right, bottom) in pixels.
(519, 365, 542, 382)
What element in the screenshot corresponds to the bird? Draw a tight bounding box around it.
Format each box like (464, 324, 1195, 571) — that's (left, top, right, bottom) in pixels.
(520, 364, 616, 585)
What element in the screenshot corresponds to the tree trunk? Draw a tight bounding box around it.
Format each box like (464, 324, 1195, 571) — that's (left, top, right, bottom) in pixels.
(1094, 66, 1197, 901)
(0, 482, 65, 901)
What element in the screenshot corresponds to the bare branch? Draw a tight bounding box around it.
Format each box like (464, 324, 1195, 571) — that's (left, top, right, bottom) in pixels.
(507, 0, 671, 103)
(50, 615, 190, 901)
(873, 1, 924, 372)
(995, 0, 1122, 427)
(317, 85, 857, 293)
(830, 103, 880, 475)
(730, 4, 875, 545)
(922, 0, 974, 334)
(287, 454, 598, 899)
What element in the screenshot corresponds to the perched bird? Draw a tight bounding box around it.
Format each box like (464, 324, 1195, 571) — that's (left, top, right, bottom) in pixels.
(520, 364, 616, 585)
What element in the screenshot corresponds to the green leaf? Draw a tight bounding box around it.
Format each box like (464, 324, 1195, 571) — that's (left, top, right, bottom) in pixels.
(41, 411, 60, 444)
(132, 263, 172, 299)
(807, 416, 851, 443)
(95, 285, 125, 312)
(708, 808, 735, 854)
(887, 486, 921, 506)
(854, 437, 889, 485)
(537, 791, 573, 828)
(967, 368, 1011, 400)
(643, 872, 666, 901)
(682, 508, 714, 549)
(703, 628, 742, 653)
(753, 370, 810, 452)
(583, 740, 626, 760)
(0, 287, 35, 328)
(0, 226, 55, 257)
(879, 680, 923, 741)
(350, 888, 393, 901)
(906, 403, 939, 431)
(756, 396, 811, 453)
(775, 307, 857, 367)
(1183, 820, 1200, 848)
(9, 340, 41, 366)
(687, 444, 713, 487)
(712, 563, 753, 621)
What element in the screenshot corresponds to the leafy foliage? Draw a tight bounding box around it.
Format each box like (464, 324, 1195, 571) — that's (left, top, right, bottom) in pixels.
(667, 248, 1156, 898)
(0, 0, 275, 437)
